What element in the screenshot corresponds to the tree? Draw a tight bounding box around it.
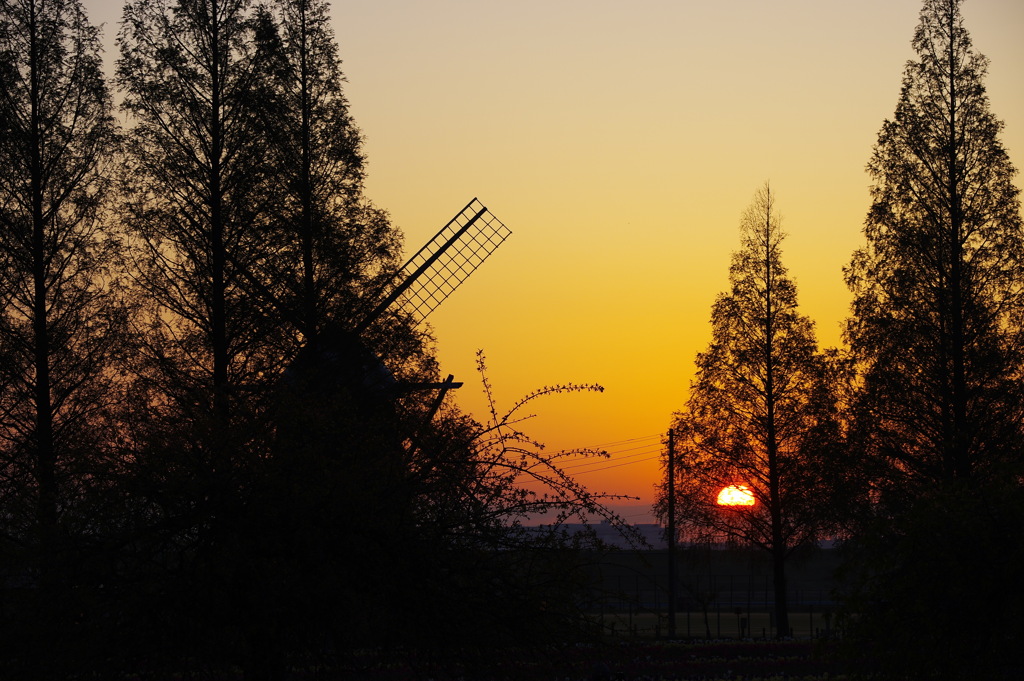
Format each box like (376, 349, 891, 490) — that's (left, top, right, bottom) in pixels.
(662, 184, 840, 638)
(117, 0, 284, 430)
(845, 0, 1024, 498)
(837, 480, 1024, 681)
(246, 0, 426, 495)
(223, 4, 440, 671)
(241, 4, 636, 660)
(116, 1, 292, 675)
(250, 0, 400, 343)
(116, 2, 438, 675)
(115, 0, 282, 482)
(0, 0, 122, 672)
(840, 2, 1024, 676)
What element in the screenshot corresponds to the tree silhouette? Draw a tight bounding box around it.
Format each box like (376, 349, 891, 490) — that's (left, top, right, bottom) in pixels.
(840, 2, 1024, 676)
(396, 350, 638, 650)
(116, 2, 296, 676)
(845, 0, 1024, 497)
(251, 0, 400, 342)
(0, 0, 122, 672)
(117, 0, 284, 430)
(219, 5, 449, 673)
(0, 0, 661, 673)
(661, 184, 840, 638)
(112, 2, 559, 675)
(247, 0, 429, 487)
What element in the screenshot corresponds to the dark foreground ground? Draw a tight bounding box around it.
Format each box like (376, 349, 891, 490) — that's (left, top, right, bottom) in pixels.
(297, 639, 847, 681)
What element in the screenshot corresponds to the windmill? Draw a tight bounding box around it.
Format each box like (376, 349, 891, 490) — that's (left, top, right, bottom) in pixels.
(272, 198, 511, 414)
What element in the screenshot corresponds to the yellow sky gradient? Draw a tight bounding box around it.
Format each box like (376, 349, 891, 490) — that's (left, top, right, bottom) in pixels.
(84, 0, 1024, 523)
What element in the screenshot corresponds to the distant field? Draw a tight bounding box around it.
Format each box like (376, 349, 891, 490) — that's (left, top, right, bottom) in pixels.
(585, 548, 843, 640)
(595, 609, 838, 640)
(325, 639, 848, 680)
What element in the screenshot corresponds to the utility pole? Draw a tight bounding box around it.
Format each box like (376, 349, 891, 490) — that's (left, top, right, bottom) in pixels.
(667, 428, 677, 638)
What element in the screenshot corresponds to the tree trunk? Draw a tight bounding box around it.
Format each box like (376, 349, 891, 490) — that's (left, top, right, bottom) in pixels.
(209, 0, 231, 428)
(762, 184, 790, 638)
(27, 0, 58, 591)
(772, 541, 790, 638)
(945, 5, 970, 481)
(298, 0, 317, 346)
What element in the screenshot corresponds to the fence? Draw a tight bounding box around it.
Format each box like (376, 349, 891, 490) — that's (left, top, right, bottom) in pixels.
(584, 547, 842, 639)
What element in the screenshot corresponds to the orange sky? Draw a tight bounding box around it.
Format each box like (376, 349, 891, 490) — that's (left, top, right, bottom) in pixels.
(84, 0, 1024, 523)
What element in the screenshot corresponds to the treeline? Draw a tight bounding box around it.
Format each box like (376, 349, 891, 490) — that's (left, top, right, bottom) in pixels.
(659, 1, 1024, 679)
(0, 0, 624, 678)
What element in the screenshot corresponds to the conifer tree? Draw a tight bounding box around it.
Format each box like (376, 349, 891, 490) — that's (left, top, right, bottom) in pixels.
(117, 0, 278, 429)
(0, 0, 121, 668)
(665, 184, 839, 638)
(232, 6, 444, 664)
(845, 0, 1024, 497)
(252, 0, 401, 343)
(116, 2, 288, 674)
(841, 3, 1024, 675)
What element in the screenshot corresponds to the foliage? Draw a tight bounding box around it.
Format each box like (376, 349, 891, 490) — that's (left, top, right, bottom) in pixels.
(660, 184, 842, 637)
(844, 0, 1024, 496)
(114, 3, 290, 674)
(837, 481, 1024, 681)
(0, 0, 125, 675)
(21, 0, 1024, 677)
(839, 2, 1024, 676)
(250, 0, 402, 340)
(394, 350, 641, 649)
(466, 349, 625, 527)
(116, 0, 291, 426)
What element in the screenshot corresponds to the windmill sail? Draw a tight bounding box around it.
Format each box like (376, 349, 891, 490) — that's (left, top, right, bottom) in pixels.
(282, 198, 510, 397)
(356, 198, 511, 333)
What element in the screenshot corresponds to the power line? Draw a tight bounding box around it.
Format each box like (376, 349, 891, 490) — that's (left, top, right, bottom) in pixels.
(555, 432, 666, 474)
(596, 441, 665, 456)
(570, 454, 662, 475)
(579, 433, 663, 450)
(559, 445, 662, 471)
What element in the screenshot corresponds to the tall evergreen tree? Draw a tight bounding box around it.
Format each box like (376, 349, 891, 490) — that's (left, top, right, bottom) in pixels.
(0, 0, 121, 670)
(117, 0, 278, 429)
(845, 0, 1024, 497)
(252, 0, 400, 342)
(840, 3, 1024, 677)
(117, 2, 428, 674)
(116, 1, 288, 675)
(664, 184, 839, 638)
(249, 0, 430, 395)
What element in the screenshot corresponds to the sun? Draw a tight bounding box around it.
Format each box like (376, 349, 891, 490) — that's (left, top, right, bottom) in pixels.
(717, 484, 755, 506)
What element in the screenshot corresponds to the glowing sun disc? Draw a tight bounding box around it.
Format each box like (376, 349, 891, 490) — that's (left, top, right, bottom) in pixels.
(717, 485, 755, 506)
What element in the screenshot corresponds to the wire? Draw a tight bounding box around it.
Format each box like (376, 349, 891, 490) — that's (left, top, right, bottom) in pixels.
(597, 441, 665, 455)
(559, 445, 663, 471)
(555, 432, 666, 473)
(570, 454, 662, 475)
(580, 433, 663, 450)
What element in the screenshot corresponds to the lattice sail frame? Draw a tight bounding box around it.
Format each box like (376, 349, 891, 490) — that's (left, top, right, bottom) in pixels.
(357, 198, 511, 331)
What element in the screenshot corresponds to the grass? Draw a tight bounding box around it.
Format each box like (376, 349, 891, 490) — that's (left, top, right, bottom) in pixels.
(596, 609, 838, 640)
(310, 639, 849, 680)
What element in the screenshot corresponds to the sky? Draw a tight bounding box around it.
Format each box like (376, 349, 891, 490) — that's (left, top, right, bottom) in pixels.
(83, 0, 1024, 523)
